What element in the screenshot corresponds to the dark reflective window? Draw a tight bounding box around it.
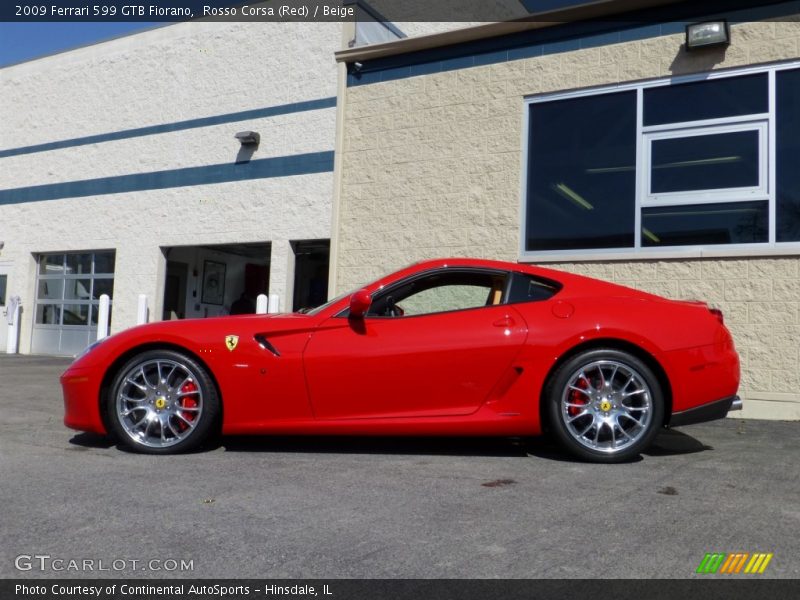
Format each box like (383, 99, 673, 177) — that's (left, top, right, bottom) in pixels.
(0, 275, 6, 306)
(92, 278, 114, 300)
(39, 254, 64, 275)
(62, 304, 90, 326)
(506, 273, 560, 304)
(651, 130, 760, 194)
(66, 254, 92, 275)
(777, 68, 800, 241)
(35, 304, 61, 325)
(642, 201, 768, 247)
(644, 74, 767, 126)
(94, 252, 116, 275)
(526, 91, 636, 251)
(65, 279, 92, 301)
(37, 280, 63, 300)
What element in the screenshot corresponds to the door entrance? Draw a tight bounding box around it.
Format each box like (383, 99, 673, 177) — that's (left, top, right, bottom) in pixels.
(292, 240, 330, 312)
(163, 262, 188, 320)
(161, 243, 271, 319)
(0, 266, 9, 352)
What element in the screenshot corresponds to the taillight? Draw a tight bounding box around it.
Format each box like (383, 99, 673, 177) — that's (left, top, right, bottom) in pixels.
(709, 308, 724, 325)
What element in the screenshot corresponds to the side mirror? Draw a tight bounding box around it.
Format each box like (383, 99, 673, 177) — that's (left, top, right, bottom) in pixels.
(349, 289, 372, 319)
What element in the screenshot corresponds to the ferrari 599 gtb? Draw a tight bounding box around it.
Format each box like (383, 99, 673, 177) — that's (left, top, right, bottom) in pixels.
(62, 258, 741, 462)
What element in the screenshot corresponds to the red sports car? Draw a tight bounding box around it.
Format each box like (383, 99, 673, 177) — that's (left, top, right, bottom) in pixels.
(61, 258, 740, 462)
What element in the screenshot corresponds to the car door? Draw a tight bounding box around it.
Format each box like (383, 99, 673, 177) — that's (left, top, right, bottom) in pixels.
(303, 268, 528, 420)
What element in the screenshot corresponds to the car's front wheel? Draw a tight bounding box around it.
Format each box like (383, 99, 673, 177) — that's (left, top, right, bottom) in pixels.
(106, 349, 220, 454)
(546, 349, 664, 463)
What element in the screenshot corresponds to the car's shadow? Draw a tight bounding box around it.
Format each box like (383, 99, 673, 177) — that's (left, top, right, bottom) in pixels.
(220, 427, 710, 462)
(220, 435, 533, 458)
(645, 427, 714, 456)
(69, 428, 711, 461)
(68, 432, 116, 449)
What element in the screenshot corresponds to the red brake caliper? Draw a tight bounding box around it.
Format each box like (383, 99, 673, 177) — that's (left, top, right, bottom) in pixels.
(568, 378, 589, 417)
(176, 381, 198, 431)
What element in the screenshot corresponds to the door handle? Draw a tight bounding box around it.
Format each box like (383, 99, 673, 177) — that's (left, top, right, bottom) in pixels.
(492, 316, 515, 327)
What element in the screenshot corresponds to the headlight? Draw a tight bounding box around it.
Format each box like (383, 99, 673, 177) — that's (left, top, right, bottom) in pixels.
(74, 337, 108, 362)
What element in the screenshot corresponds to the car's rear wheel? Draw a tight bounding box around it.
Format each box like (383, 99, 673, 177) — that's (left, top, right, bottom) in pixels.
(546, 349, 664, 463)
(106, 349, 219, 454)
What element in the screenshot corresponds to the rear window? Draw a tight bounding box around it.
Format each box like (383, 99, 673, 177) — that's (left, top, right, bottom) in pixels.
(506, 272, 560, 304)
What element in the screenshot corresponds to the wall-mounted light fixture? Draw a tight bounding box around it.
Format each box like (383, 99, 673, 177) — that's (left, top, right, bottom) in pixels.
(235, 131, 260, 146)
(686, 20, 730, 51)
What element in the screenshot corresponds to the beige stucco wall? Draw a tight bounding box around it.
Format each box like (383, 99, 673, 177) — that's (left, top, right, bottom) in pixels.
(335, 20, 800, 419)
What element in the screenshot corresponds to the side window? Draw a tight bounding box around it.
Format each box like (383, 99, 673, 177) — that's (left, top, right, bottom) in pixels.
(506, 272, 560, 304)
(0, 274, 6, 306)
(368, 270, 507, 317)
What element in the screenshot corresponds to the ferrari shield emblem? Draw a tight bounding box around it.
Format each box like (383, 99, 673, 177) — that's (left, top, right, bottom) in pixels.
(225, 335, 239, 352)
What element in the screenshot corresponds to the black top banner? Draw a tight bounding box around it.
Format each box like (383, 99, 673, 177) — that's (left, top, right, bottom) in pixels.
(2, 0, 796, 23)
(3, 579, 800, 600)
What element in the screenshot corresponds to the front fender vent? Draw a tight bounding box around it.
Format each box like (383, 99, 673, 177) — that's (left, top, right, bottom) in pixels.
(254, 335, 281, 357)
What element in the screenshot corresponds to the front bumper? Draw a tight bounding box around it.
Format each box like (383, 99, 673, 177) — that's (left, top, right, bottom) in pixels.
(61, 365, 107, 434)
(669, 395, 741, 428)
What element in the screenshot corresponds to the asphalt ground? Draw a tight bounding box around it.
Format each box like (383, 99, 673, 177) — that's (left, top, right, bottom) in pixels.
(0, 354, 798, 580)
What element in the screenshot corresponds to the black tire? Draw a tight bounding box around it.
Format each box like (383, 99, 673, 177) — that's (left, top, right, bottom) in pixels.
(545, 348, 664, 463)
(106, 349, 220, 454)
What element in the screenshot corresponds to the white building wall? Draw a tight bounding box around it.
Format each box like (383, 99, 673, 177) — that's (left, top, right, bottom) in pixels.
(0, 21, 340, 354)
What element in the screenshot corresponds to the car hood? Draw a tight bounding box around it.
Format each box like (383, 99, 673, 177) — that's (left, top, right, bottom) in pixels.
(70, 312, 320, 369)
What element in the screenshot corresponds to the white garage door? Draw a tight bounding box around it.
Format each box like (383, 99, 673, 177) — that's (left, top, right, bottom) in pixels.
(31, 251, 115, 356)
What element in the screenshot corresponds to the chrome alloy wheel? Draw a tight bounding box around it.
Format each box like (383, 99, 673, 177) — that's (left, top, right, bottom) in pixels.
(115, 359, 204, 449)
(560, 360, 653, 454)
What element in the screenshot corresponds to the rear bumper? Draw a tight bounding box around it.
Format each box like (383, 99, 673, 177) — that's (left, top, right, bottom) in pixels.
(669, 395, 741, 428)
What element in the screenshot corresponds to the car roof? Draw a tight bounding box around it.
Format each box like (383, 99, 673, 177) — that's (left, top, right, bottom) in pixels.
(402, 257, 659, 301)
(409, 257, 563, 280)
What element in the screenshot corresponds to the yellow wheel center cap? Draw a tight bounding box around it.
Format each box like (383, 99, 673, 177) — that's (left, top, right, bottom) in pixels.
(600, 400, 612, 412)
(155, 397, 167, 410)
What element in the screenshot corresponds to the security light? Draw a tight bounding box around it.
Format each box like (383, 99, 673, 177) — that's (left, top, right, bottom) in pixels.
(686, 21, 730, 50)
(235, 131, 260, 146)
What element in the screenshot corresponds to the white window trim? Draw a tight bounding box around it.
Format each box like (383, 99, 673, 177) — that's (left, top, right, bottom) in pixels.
(642, 120, 769, 206)
(519, 59, 800, 262)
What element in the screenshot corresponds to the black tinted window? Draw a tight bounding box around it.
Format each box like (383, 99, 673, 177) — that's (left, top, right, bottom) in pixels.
(651, 130, 760, 193)
(506, 273, 560, 304)
(526, 91, 636, 251)
(777, 68, 800, 241)
(644, 74, 767, 126)
(642, 201, 768, 247)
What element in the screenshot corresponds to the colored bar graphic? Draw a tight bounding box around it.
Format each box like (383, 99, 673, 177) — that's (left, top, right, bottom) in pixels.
(744, 553, 774, 574)
(697, 552, 773, 574)
(697, 553, 726, 574)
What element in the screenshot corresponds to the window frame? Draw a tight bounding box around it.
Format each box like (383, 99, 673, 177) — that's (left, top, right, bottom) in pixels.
(642, 120, 769, 206)
(335, 267, 511, 319)
(520, 61, 800, 262)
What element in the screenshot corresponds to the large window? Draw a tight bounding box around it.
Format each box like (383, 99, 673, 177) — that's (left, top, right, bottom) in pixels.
(523, 66, 800, 257)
